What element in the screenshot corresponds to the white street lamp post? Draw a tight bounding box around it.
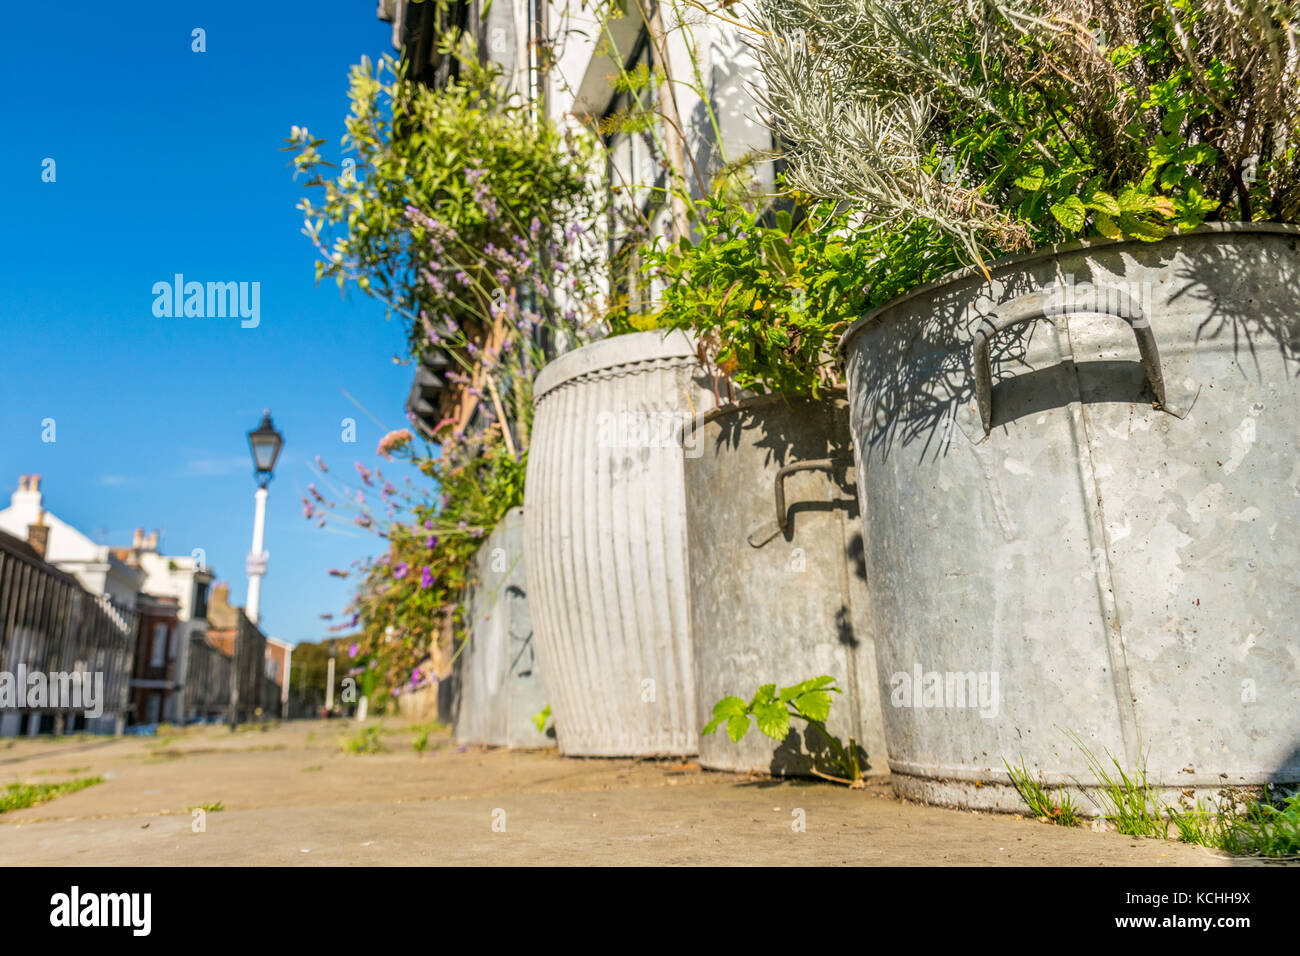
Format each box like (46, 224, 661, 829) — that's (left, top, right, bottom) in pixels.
(244, 410, 284, 628)
(245, 487, 269, 624)
(230, 411, 283, 729)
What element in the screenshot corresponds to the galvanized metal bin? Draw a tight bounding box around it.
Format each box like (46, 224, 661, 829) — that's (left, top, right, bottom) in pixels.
(684, 394, 889, 777)
(453, 507, 551, 748)
(524, 331, 717, 755)
(839, 225, 1300, 809)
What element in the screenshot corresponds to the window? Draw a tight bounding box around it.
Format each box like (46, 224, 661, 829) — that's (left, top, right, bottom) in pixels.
(150, 623, 167, 668)
(602, 32, 665, 322)
(265, 656, 279, 681)
(193, 582, 210, 620)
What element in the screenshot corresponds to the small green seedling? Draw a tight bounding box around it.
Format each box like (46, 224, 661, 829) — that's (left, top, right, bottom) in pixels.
(703, 677, 864, 787)
(532, 704, 552, 735)
(340, 724, 384, 755)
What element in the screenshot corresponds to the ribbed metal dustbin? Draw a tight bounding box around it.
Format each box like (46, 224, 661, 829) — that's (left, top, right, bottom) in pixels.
(453, 507, 550, 748)
(524, 331, 716, 756)
(684, 393, 889, 777)
(839, 224, 1300, 809)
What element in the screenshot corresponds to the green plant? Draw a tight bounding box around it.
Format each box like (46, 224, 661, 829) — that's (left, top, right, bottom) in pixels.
(340, 724, 385, 755)
(754, 0, 1300, 267)
(532, 704, 552, 735)
(186, 801, 225, 813)
(288, 53, 606, 451)
(1044, 729, 1300, 856)
(1066, 732, 1167, 838)
(313, 426, 528, 699)
(407, 720, 443, 753)
(302, 764, 324, 773)
(0, 776, 104, 814)
(1003, 757, 1082, 826)
(1166, 800, 1225, 847)
(1217, 789, 1300, 858)
(643, 189, 963, 394)
(703, 676, 864, 786)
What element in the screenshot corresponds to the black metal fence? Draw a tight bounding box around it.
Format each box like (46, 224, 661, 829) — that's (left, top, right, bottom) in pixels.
(184, 633, 233, 721)
(187, 613, 283, 725)
(0, 533, 137, 733)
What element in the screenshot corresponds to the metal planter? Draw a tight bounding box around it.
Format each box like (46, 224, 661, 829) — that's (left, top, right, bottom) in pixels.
(453, 507, 551, 748)
(684, 394, 889, 777)
(840, 225, 1300, 809)
(524, 331, 717, 756)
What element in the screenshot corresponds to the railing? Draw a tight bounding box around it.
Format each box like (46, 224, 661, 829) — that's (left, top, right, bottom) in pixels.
(0, 534, 138, 731)
(185, 634, 233, 720)
(185, 612, 280, 724)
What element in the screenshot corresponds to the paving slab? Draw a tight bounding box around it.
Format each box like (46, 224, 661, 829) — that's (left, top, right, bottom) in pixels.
(0, 720, 1238, 866)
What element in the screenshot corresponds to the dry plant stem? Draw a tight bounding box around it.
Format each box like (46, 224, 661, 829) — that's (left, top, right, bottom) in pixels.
(810, 767, 867, 788)
(484, 375, 517, 456)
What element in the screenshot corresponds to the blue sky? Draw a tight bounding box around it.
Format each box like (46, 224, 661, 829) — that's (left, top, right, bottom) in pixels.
(0, 1, 426, 645)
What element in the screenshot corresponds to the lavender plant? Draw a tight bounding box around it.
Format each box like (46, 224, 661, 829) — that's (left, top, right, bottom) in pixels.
(287, 53, 609, 446)
(752, 0, 1300, 266)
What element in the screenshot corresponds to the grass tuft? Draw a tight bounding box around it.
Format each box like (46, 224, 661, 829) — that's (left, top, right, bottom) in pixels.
(0, 776, 104, 814)
(1216, 790, 1300, 858)
(1003, 757, 1081, 826)
(340, 724, 385, 755)
(186, 801, 225, 813)
(1065, 731, 1167, 838)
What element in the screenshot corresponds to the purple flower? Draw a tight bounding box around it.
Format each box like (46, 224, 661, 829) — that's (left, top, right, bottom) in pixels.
(348, 642, 359, 659)
(420, 566, 434, 588)
(393, 562, 409, 580)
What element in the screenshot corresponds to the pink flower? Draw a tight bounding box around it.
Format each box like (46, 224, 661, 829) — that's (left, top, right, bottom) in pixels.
(348, 642, 359, 659)
(376, 429, 414, 460)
